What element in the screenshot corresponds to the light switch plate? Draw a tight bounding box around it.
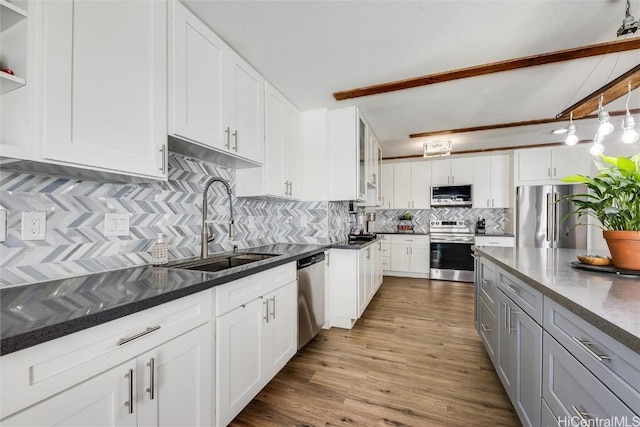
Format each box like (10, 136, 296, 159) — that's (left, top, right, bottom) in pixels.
(0, 210, 6, 242)
(21, 212, 47, 241)
(104, 213, 130, 237)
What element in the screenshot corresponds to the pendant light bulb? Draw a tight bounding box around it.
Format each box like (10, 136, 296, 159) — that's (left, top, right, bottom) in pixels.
(621, 82, 639, 144)
(565, 123, 578, 146)
(621, 114, 639, 144)
(596, 94, 614, 137)
(590, 133, 605, 155)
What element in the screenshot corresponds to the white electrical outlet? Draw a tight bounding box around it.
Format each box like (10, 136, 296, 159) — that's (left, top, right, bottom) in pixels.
(104, 213, 130, 237)
(21, 212, 47, 241)
(0, 210, 6, 242)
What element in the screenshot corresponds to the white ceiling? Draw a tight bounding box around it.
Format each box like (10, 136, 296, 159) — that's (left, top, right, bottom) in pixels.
(183, 0, 640, 158)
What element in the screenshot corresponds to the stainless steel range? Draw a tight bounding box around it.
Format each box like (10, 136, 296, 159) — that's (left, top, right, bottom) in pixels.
(430, 220, 475, 282)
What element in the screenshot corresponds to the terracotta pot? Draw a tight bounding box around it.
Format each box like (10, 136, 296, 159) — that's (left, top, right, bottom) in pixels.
(603, 230, 640, 271)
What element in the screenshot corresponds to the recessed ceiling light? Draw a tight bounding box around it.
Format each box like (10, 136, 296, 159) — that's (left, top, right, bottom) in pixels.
(552, 128, 568, 135)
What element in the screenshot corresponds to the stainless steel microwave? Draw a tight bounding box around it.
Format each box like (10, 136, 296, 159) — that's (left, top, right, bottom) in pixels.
(431, 185, 472, 207)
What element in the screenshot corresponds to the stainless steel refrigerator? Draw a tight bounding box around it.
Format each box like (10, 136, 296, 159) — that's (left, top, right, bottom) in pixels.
(516, 184, 587, 249)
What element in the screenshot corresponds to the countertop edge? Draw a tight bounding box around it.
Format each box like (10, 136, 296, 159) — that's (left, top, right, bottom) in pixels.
(472, 246, 639, 353)
(1, 245, 329, 356)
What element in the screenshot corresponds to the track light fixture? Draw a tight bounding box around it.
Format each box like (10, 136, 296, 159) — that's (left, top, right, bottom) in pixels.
(617, 0, 639, 37)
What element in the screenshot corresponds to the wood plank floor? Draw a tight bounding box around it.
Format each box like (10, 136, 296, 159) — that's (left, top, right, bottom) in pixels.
(230, 276, 521, 427)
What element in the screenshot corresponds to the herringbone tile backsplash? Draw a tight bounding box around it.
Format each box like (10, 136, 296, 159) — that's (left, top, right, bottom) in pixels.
(0, 154, 349, 288)
(376, 207, 511, 234)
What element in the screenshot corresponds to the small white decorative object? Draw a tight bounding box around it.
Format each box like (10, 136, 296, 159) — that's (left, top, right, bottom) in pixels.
(151, 233, 168, 265)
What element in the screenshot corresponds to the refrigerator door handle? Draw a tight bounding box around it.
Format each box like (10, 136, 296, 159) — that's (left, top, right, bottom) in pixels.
(546, 193, 552, 242)
(553, 191, 560, 242)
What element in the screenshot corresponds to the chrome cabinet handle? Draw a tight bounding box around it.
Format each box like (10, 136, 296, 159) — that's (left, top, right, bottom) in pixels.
(270, 296, 276, 319)
(547, 167, 551, 178)
(481, 323, 491, 332)
(572, 337, 611, 362)
(502, 281, 519, 294)
(263, 299, 269, 323)
(553, 167, 557, 178)
(388, 201, 391, 209)
(233, 130, 238, 151)
(159, 144, 166, 174)
(225, 127, 231, 149)
(125, 369, 134, 414)
(146, 358, 155, 400)
(486, 198, 490, 207)
(571, 405, 591, 423)
(366, 248, 370, 259)
(492, 199, 495, 207)
(117, 326, 161, 346)
(504, 304, 510, 331)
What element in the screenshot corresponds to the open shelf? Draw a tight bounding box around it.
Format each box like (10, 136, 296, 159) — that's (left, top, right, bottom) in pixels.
(0, 0, 27, 32)
(0, 70, 25, 93)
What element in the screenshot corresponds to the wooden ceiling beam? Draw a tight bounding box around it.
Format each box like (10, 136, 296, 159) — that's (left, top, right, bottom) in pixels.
(409, 109, 640, 139)
(556, 64, 640, 119)
(333, 37, 640, 101)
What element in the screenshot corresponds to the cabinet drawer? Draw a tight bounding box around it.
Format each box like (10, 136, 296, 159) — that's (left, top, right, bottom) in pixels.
(379, 234, 391, 242)
(215, 272, 265, 316)
(382, 256, 390, 270)
(266, 262, 296, 293)
(544, 298, 640, 413)
(496, 268, 542, 324)
(0, 289, 213, 419)
(478, 297, 497, 363)
(542, 333, 636, 421)
(477, 258, 497, 309)
(474, 236, 515, 247)
(390, 235, 428, 245)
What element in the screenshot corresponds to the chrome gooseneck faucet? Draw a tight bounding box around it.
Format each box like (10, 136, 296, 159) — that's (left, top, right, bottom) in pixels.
(201, 177, 235, 259)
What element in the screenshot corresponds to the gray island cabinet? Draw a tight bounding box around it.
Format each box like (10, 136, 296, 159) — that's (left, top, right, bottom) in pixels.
(473, 247, 639, 427)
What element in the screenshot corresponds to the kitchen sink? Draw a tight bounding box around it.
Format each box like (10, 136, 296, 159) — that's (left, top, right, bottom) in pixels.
(167, 252, 279, 273)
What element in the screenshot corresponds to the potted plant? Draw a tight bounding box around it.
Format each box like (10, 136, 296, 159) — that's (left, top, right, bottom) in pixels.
(562, 152, 640, 270)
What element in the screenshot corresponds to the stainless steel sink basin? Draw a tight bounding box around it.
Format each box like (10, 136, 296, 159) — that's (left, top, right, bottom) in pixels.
(168, 252, 279, 273)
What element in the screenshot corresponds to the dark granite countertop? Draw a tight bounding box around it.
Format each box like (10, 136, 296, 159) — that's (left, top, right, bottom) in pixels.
(0, 243, 326, 356)
(472, 246, 640, 353)
(376, 232, 430, 235)
(330, 236, 384, 249)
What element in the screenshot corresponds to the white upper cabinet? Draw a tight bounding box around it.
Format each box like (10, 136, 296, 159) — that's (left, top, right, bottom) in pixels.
(328, 106, 369, 201)
(170, 1, 226, 150)
(380, 163, 394, 209)
(473, 154, 511, 208)
(40, 0, 168, 180)
(431, 157, 474, 185)
(169, 1, 264, 167)
(515, 145, 589, 185)
(237, 82, 301, 199)
(392, 162, 431, 209)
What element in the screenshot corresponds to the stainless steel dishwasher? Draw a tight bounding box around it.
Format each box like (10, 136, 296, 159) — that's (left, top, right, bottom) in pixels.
(297, 252, 325, 350)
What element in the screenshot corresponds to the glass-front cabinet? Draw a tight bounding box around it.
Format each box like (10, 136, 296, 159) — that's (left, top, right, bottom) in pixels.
(358, 115, 367, 200)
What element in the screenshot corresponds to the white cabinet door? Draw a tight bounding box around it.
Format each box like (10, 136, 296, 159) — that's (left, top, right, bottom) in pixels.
(390, 244, 410, 272)
(380, 163, 394, 209)
(2, 360, 137, 427)
(490, 154, 511, 208)
(263, 281, 297, 379)
(264, 83, 286, 197)
(451, 157, 474, 184)
(227, 53, 264, 164)
(170, 2, 226, 151)
(41, 0, 167, 179)
(357, 248, 367, 317)
(517, 149, 552, 182)
(137, 324, 213, 427)
(431, 159, 452, 185)
(283, 99, 302, 198)
(216, 298, 264, 427)
(408, 245, 429, 274)
(393, 163, 412, 209)
(365, 246, 374, 304)
(550, 146, 588, 180)
(411, 162, 431, 209)
(473, 156, 492, 208)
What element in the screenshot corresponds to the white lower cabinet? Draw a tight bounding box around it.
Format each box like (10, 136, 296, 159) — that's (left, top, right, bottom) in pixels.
(2, 323, 213, 427)
(388, 235, 430, 277)
(329, 244, 382, 329)
(215, 265, 297, 426)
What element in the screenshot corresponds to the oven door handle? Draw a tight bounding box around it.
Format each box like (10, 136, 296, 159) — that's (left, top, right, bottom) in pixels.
(430, 238, 474, 244)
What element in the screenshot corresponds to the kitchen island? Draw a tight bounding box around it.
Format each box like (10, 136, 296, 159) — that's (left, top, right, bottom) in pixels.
(472, 246, 639, 427)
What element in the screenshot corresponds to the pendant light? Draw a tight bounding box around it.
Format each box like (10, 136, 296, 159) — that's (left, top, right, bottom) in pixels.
(621, 82, 639, 144)
(565, 112, 579, 146)
(590, 133, 605, 156)
(597, 94, 614, 136)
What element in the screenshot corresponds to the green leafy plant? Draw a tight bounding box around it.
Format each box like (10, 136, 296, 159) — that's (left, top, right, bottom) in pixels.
(561, 153, 640, 231)
(399, 212, 413, 220)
